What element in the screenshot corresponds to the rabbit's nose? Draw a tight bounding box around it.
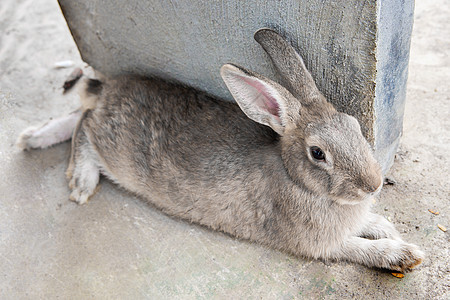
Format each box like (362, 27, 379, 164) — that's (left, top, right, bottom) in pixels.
(368, 176, 383, 195)
(370, 183, 382, 196)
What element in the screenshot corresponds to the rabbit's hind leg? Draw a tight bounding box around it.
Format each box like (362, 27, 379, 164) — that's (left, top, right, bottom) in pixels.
(67, 110, 100, 205)
(16, 109, 82, 150)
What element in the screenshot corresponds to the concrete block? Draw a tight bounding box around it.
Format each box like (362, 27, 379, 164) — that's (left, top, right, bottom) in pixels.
(58, 0, 414, 173)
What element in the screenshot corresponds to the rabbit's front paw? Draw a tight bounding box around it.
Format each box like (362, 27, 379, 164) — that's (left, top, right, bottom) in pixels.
(338, 236, 424, 272)
(386, 242, 425, 272)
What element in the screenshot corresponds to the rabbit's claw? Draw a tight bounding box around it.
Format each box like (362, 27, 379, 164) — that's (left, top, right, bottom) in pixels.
(336, 236, 425, 272)
(388, 242, 425, 272)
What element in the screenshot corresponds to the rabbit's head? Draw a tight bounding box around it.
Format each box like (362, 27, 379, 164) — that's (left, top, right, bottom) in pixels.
(221, 29, 382, 205)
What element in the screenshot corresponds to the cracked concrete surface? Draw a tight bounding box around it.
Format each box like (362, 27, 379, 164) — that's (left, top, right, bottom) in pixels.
(0, 0, 448, 298)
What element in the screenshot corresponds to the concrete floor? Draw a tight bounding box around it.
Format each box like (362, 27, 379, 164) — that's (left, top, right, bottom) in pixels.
(0, 0, 448, 299)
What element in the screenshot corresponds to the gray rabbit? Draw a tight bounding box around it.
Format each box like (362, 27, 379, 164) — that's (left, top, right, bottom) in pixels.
(17, 29, 424, 272)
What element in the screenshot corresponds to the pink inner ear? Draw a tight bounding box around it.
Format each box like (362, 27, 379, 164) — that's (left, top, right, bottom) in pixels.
(240, 76, 281, 120)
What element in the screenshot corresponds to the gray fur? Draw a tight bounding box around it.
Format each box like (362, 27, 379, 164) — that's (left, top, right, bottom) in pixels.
(17, 29, 424, 272)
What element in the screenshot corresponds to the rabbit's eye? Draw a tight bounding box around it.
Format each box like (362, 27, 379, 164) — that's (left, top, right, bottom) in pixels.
(310, 146, 325, 161)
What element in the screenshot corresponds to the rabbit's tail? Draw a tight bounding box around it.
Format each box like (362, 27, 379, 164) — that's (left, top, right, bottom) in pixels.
(79, 78, 103, 110)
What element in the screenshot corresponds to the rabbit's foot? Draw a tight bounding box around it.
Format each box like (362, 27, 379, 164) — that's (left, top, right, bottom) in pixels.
(16, 109, 81, 150)
(67, 110, 100, 205)
(16, 126, 41, 150)
(388, 242, 425, 272)
(336, 237, 425, 272)
(68, 144, 100, 204)
(68, 159, 100, 205)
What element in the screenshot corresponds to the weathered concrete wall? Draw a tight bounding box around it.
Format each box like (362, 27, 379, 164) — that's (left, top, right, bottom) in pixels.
(374, 0, 415, 171)
(58, 0, 414, 173)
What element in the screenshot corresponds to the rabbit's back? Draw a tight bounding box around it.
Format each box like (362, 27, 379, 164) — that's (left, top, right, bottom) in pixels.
(86, 76, 280, 177)
(83, 76, 287, 238)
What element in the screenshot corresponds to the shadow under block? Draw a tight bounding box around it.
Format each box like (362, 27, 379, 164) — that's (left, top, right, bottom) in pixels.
(58, 0, 414, 174)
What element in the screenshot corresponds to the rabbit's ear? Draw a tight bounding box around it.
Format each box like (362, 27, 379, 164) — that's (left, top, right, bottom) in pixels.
(221, 63, 299, 135)
(254, 28, 324, 106)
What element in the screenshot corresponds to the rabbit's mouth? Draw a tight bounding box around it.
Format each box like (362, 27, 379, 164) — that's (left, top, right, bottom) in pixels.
(333, 196, 366, 206)
(330, 173, 383, 205)
(331, 189, 376, 206)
